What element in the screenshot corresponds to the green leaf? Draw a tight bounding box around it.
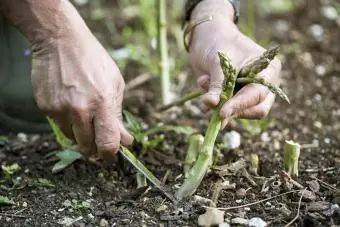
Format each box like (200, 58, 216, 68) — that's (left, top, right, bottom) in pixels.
(0, 196, 14, 205)
(0, 136, 8, 142)
(123, 110, 142, 135)
(52, 150, 82, 173)
(1, 163, 21, 176)
(30, 178, 55, 188)
(47, 117, 73, 149)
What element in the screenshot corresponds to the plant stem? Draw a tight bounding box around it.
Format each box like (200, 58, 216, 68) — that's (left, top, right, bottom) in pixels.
(157, 0, 171, 105)
(184, 134, 204, 178)
(284, 140, 301, 178)
(175, 53, 237, 200)
(157, 91, 202, 111)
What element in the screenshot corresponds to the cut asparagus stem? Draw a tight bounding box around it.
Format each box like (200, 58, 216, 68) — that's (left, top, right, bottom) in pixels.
(249, 154, 259, 176)
(184, 134, 204, 178)
(136, 172, 148, 188)
(283, 140, 301, 178)
(175, 52, 237, 200)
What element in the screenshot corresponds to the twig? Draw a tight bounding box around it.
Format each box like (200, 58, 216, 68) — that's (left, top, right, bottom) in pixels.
(157, 91, 201, 111)
(242, 169, 257, 187)
(0, 212, 27, 218)
(301, 167, 336, 173)
(211, 189, 301, 211)
(211, 179, 223, 207)
(125, 73, 154, 91)
(311, 176, 340, 192)
(284, 188, 307, 227)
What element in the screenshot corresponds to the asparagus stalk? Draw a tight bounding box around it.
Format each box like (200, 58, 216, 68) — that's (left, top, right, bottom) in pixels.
(249, 154, 259, 176)
(175, 52, 237, 199)
(184, 134, 204, 178)
(157, 0, 171, 105)
(157, 46, 286, 111)
(284, 140, 301, 178)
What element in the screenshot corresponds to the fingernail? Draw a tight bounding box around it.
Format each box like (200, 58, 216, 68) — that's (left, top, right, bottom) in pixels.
(221, 119, 229, 130)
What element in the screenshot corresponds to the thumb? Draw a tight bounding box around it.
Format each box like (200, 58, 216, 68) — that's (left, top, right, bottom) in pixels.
(202, 63, 224, 107)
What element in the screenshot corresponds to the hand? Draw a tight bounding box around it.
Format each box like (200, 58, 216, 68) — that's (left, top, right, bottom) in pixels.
(188, 0, 281, 129)
(31, 14, 133, 157)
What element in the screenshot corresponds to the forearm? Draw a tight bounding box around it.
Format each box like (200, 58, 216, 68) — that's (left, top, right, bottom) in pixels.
(0, 0, 90, 51)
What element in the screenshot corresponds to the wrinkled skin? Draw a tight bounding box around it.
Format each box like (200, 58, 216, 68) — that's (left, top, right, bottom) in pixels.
(31, 26, 133, 157)
(188, 0, 282, 129)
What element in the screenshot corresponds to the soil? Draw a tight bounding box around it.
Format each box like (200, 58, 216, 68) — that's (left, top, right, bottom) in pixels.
(1, 0, 340, 226)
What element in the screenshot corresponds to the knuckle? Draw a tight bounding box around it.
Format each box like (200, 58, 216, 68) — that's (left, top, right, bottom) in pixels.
(97, 141, 119, 155)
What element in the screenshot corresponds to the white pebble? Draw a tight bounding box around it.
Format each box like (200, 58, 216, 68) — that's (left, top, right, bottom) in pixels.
(222, 131, 241, 149)
(315, 65, 326, 76)
(249, 217, 267, 227)
(321, 6, 338, 20)
(17, 133, 28, 142)
(309, 24, 324, 42)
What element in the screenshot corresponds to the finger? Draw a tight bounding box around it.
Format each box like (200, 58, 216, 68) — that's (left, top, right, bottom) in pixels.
(71, 112, 95, 156)
(197, 75, 210, 92)
(220, 84, 269, 125)
(237, 92, 275, 119)
(203, 60, 225, 107)
(119, 121, 134, 146)
(54, 119, 75, 141)
(93, 104, 121, 157)
(114, 81, 134, 147)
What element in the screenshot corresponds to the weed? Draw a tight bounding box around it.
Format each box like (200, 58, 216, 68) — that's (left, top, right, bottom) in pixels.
(0, 195, 14, 206)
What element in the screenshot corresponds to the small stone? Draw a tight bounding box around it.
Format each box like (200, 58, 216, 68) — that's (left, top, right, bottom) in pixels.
(299, 190, 316, 201)
(156, 204, 168, 213)
(88, 213, 94, 219)
(249, 217, 267, 227)
(219, 223, 230, 227)
(309, 24, 324, 42)
(315, 65, 326, 76)
(22, 202, 27, 207)
(222, 131, 241, 149)
(235, 199, 243, 204)
(324, 204, 340, 216)
(231, 217, 249, 225)
(308, 201, 331, 212)
(306, 180, 320, 192)
(198, 208, 225, 226)
(313, 121, 322, 129)
(321, 6, 338, 20)
(260, 132, 270, 143)
(17, 133, 28, 143)
(99, 218, 109, 227)
(236, 188, 247, 199)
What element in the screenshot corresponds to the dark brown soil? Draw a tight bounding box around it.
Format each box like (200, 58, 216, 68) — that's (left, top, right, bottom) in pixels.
(1, 0, 339, 226)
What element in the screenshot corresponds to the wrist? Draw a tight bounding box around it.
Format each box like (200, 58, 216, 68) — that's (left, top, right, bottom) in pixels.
(191, 0, 235, 22)
(2, 0, 91, 54)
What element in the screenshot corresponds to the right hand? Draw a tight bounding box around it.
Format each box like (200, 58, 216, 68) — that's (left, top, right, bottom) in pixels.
(31, 19, 133, 157)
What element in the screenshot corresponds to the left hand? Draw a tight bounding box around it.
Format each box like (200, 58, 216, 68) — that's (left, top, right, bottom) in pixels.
(187, 0, 281, 129)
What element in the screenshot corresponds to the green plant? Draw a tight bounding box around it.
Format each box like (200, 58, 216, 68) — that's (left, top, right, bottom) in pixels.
(124, 110, 195, 153)
(63, 199, 91, 211)
(0, 195, 14, 206)
(1, 163, 21, 178)
(284, 140, 300, 177)
(174, 46, 289, 199)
